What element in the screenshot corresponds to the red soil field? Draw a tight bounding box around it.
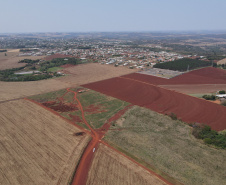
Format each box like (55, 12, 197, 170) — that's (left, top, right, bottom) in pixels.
(124, 67, 226, 85)
(83, 77, 226, 131)
(42, 101, 78, 112)
(43, 53, 74, 61)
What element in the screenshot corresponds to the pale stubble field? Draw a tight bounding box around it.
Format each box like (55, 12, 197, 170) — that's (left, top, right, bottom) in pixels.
(0, 99, 91, 185)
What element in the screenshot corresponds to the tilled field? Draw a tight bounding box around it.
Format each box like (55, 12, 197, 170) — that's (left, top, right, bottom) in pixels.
(86, 143, 168, 185)
(159, 84, 226, 94)
(125, 67, 226, 85)
(0, 99, 90, 185)
(83, 76, 226, 131)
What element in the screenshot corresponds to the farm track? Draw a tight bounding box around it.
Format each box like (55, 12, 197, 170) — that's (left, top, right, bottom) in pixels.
(83, 74, 226, 131)
(43, 88, 171, 185)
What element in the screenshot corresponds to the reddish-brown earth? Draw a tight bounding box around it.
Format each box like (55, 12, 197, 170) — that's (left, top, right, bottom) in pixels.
(43, 53, 74, 61)
(83, 76, 226, 131)
(42, 101, 78, 112)
(69, 114, 83, 123)
(85, 104, 106, 114)
(124, 67, 226, 85)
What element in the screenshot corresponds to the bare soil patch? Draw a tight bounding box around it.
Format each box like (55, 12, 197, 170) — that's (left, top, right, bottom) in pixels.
(125, 67, 226, 85)
(0, 99, 90, 185)
(86, 143, 168, 185)
(159, 84, 226, 94)
(43, 54, 74, 61)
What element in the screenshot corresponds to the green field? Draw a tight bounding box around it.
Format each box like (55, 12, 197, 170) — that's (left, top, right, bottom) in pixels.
(47, 67, 63, 72)
(104, 106, 226, 185)
(154, 58, 212, 71)
(29, 88, 129, 129)
(77, 89, 129, 128)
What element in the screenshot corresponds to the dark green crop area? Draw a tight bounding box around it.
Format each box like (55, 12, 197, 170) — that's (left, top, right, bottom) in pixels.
(154, 58, 212, 71)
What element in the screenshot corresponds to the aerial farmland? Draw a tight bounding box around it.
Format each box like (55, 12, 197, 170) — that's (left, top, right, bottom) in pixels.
(1, 32, 226, 185)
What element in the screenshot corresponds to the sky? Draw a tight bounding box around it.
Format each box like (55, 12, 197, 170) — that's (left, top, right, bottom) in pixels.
(0, 0, 226, 33)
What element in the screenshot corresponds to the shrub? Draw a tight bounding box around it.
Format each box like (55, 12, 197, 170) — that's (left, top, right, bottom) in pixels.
(219, 90, 226, 94)
(192, 124, 226, 149)
(169, 113, 177, 120)
(202, 94, 216, 100)
(204, 138, 212, 144)
(221, 100, 226, 106)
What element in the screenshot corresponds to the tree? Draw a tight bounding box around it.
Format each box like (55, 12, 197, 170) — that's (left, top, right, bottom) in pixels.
(219, 90, 226, 94)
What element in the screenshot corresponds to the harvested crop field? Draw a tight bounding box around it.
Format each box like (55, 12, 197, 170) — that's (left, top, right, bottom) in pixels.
(86, 143, 168, 185)
(0, 99, 91, 185)
(0, 50, 45, 70)
(56, 63, 138, 86)
(125, 67, 226, 85)
(83, 76, 226, 131)
(104, 106, 226, 185)
(0, 79, 69, 102)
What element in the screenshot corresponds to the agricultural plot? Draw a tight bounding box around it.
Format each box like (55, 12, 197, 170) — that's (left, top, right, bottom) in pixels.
(0, 99, 91, 185)
(86, 143, 168, 185)
(0, 50, 45, 70)
(138, 68, 183, 79)
(0, 79, 69, 102)
(126, 67, 226, 85)
(159, 84, 226, 94)
(83, 76, 226, 131)
(55, 63, 138, 86)
(0, 63, 136, 102)
(29, 88, 130, 129)
(104, 106, 226, 185)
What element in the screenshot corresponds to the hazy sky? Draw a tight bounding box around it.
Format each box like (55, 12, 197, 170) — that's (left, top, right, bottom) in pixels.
(1, 0, 226, 33)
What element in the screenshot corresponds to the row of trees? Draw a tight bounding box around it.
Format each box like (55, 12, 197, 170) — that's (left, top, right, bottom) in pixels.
(19, 59, 40, 64)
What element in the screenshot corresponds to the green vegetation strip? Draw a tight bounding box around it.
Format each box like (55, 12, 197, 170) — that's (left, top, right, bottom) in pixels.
(104, 106, 226, 185)
(0, 57, 81, 81)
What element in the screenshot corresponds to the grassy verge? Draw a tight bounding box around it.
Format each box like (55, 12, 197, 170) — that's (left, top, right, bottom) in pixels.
(29, 89, 67, 102)
(47, 67, 63, 72)
(104, 106, 226, 185)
